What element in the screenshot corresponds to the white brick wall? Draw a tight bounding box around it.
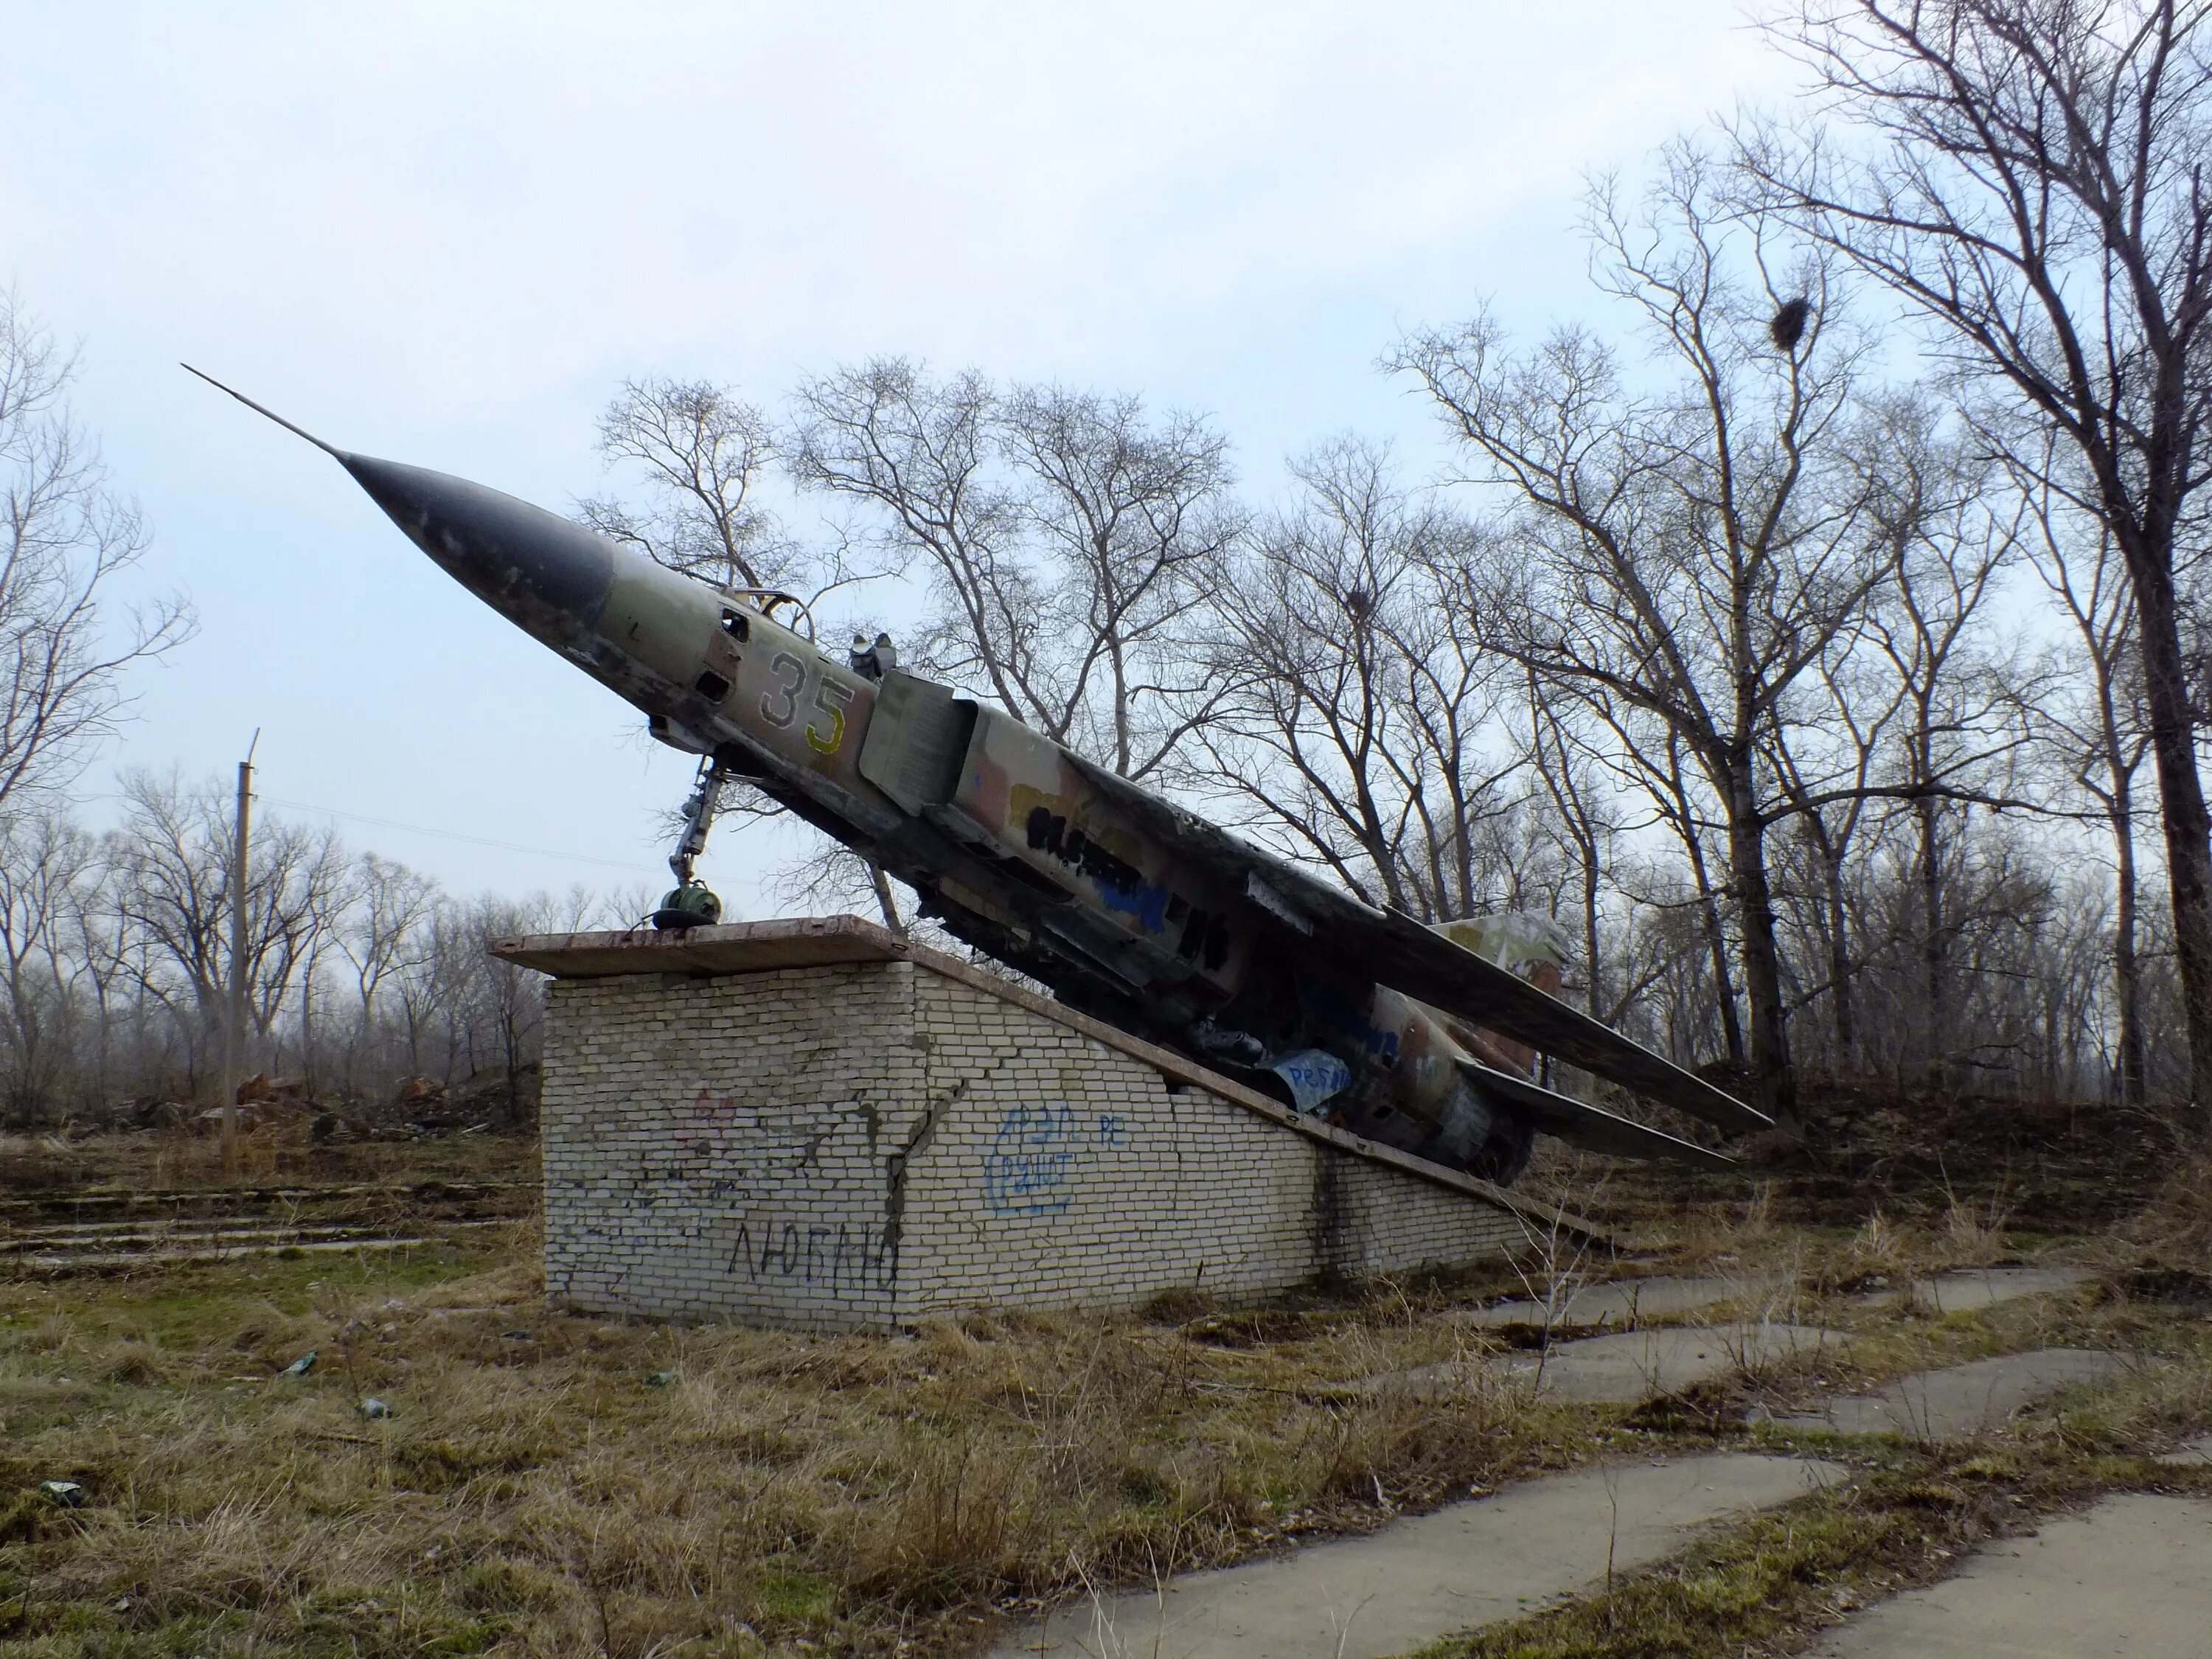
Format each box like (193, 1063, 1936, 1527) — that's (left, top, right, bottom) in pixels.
(540, 956, 1528, 1330)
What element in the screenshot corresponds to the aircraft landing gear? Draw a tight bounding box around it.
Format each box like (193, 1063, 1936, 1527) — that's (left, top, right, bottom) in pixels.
(650, 757, 728, 931)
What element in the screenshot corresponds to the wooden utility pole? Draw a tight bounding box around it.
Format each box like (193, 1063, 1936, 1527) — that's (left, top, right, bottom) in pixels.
(220, 732, 258, 1170)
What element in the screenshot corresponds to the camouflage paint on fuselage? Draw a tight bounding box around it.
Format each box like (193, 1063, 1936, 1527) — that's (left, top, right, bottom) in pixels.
(939, 710, 1259, 998)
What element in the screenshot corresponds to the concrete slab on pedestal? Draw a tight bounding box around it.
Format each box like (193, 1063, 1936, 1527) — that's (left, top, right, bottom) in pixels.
(503, 920, 1587, 1329)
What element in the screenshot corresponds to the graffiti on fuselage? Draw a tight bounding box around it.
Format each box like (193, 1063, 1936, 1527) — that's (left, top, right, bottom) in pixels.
(1023, 804, 1231, 970)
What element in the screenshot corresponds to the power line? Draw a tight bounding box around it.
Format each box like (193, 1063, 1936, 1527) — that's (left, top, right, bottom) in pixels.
(257, 795, 642, 872)
(77, 786, 650, 874)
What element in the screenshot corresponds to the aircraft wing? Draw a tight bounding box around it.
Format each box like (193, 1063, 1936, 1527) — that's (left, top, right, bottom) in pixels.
(1062, 753, 1769, 1138)
(1334, 905, 1770, 1135)
(1456, 1059, 1737, 1172)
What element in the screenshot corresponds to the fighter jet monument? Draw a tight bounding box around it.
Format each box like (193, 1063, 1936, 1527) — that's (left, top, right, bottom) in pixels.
(189, 369, 1767, 1186)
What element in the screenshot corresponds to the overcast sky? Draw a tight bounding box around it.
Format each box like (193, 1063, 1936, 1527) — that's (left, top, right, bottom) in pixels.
(2, 1, 1797, 914)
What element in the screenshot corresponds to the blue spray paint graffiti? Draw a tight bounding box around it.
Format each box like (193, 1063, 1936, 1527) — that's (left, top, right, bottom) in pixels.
(1268, 1048, 1353, 1113)
(982, 1102, 1082, 1215)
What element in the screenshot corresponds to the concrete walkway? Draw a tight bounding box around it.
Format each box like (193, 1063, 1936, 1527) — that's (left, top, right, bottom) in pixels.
(1363, 1323, 1828, 1406)
(2156, 1433, 2211, 1467)
(1884, 1265, 2096, 1315)
(1772, 1349, 2126, 1439)
(987, 1454, 1843, 1659)
(1803, 1494, 2212, 1657)
(1453, 1262, 2090, 1335)
(1505, 1323, 1827, 1403)
(1449, 1275, 1781, 1329)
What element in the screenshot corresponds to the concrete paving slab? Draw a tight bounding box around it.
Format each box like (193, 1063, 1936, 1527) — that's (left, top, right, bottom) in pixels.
(1505, 1323, 1830, 1404)
(1448, 1275, 1784, 1329)
(2155, 1432, 2212, 1467)
(1773, 1349, 2126, 1439)
(1803, 1494, 2212, 1658)
(1364, 1324, 1829, 1406)
(988, 1453, 1845, 1659)
(1887, 1265, 2096, 1315)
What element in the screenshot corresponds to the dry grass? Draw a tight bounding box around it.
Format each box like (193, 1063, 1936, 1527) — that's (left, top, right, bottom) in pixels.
(0, 1230, 1604, 1658)
(3, 1147, 2206, 1659)
(2117, 1152, 2212, 1269)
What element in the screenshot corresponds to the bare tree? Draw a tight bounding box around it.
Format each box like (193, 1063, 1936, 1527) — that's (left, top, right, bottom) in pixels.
(62, 845, 136, 1110)
(1524, 673, 1638, 1019)
(464, 894, 556, 1119)
(0, 809, 96, 1119)
(1394, 147, 1899, 1123)
(1742, 0, 2212, 1129)
(1189, 439, 1518, 915)
(790, 359, 1241, 780)
(999, 383, 1245, 774)
(1520, 669, 1754, 1065)
(394, 902, 476, 1082)
(580, 377, 794, 591)
(335, 851, 439, 1091)
(1774, 653, 1896, 1071)
(0, 290, 191, 815)
(2017, 459, 2154, 1101)
(1861, 403, 2025, 1085)
(106, 769, 349, 1085)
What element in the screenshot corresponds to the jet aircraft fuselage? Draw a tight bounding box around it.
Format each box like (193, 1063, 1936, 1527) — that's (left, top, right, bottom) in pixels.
(194, 374, 1769, 1184)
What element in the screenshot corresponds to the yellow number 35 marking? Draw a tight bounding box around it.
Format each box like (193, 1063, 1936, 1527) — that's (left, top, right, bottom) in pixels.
(760, 652, 856, 757)
(805, 669, 855, 755)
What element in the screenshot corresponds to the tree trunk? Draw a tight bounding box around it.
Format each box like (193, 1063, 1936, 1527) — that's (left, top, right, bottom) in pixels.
(299, 955, 316, 1093)
(2111, 783, 2146, 1110)
(2126, 546, 2212, 1137)
(1917, 794, 1949, 1091)
(1680, 830, 1745, 1064)
(1580, 850, 1604, 1019)
(870, 863, 906, 939)
(1824, 875, 1854, 1070)
(1806, 815, 1856, 1069)
(1727, 770, 1796, 1127)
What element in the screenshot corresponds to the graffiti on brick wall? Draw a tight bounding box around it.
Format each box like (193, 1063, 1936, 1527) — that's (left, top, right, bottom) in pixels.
(983, 1102, 1079, 1214)
(727, 1216, 896, 1289)
(981, 1102, 1137, 1215)
(669, 1086, 840, 1175)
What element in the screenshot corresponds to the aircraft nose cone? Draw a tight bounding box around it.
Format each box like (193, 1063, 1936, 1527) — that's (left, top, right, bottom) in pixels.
(338, 453, 616, 643)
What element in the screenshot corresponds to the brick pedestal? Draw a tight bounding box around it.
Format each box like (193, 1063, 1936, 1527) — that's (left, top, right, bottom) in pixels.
(495, 917, 1579, 1330)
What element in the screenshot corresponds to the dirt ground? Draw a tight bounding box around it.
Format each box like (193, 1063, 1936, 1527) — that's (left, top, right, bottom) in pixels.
(0, 1119, 2207, 1658)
